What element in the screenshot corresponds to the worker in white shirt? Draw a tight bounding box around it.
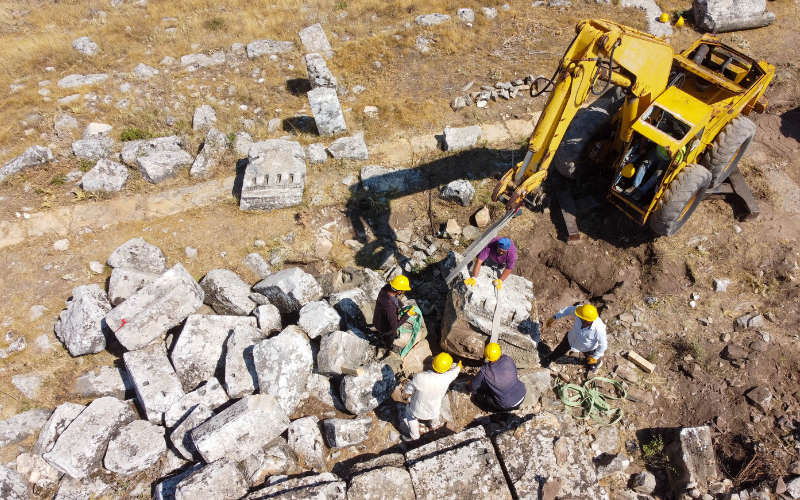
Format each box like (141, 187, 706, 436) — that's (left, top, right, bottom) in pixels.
(543, 304, 608, 373)
(402, 352, 461, 440)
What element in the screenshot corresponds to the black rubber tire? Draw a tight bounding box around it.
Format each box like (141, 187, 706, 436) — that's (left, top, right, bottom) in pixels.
(554, 86, 625, 179)
(703, 116, 756, 189)
(648, 163, 712, 237)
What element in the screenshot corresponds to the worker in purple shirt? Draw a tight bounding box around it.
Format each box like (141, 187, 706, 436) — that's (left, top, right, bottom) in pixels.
(463, 237, 517, 290)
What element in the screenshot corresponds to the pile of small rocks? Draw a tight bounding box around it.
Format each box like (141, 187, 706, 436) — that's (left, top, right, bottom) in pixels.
(450, 75, 546, 111)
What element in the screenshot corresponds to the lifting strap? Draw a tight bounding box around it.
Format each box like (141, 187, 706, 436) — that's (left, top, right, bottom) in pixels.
(397, 305, 422, 357)
(555, 376, 626, 426)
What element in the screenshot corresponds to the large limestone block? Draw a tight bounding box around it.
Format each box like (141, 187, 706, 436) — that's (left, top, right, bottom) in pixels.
(327, 288, 370, 329)
(494, 412, 609, 499)
(81, 158, 129, 193)
(0, 464, 30, 500)
(360, 164, 425, 194)
(240, 139, 307, 211)
(253, 304, 282, 333)
(0, 408, 52, 448)
(305, 53, 337, 89)
(163, 377, 228, 427)
(0, 145, 53, 182)
(154, 463, 203, 500)
(191, 394, 290, 463)
(200, 269, 256, 315)
(32, 403, 84, 455)
(665, 426, 720, 497)
(348, 467, 416, 500)
(43, 397, 136, 479)
(287, 416, 326, 471)
(440, 252, 539, 367)
(240, 437, 301, 488)
(299, 23, 333, 54)
(170, 404, 213, 461)
(106, 263, 204, 351)
(694, 0, 774, 32)
(443, 125, 482, 151)
(106, 237, 167, 274)
(246, 39, 295, 59)
(70, 365, 133, 399)
(253, 325, 313, 415)
(103, 420, 166, 475)
(137, 149, 194, 183)
(223, 325, 268, 399)
(53, 284, 111, 356)
(107, 268, 160, 305)
(308, 86, 346, 136)
(323, 416, 371, 448)
(72, 136, 114, 160)
(405, 427, 512, 500)
(339, 361, 396, 415)
(317, 329, 375, 377)
(243, 472, 345, 500)
(298, 300, 341, 339)
(171, 314, 257, 391)
(174, 458, 249, 500)
(123, 343, 186, 423)
(52, 475, 113, 500)
(119, 136, 184, 167)
(253, 267, 323, 314)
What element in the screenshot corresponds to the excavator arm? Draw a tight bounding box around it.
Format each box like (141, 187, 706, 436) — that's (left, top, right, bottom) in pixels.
(493, 19, 675, 209)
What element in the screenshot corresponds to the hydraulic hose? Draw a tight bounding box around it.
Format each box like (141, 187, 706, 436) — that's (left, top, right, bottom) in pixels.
(591, 39, 621, 95)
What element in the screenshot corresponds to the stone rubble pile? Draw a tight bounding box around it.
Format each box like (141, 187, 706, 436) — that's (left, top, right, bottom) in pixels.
(450, 75, 542, 111)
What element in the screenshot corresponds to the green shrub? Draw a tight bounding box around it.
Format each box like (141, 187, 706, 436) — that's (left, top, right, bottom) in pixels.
(120, 127, 152, 142)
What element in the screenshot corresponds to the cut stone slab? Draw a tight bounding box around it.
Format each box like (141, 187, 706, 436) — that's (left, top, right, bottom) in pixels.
(104, 420, 166, 475)
(120, 135, 184, 167)
(519, 369, 552, 406)
(253, 325, 313, 415)
(32, 402, 84, 455)
(299, 23, 333, 55)
(0, 145, 53, 183)
(154, 463, 203, 500)
(70, 365, 132, 399)
(0, 464, 30, 500)
(327, 134, 368, 160)
(253, 304, 282, 333)
(224, 325, 269, 399)
(180, 52, 226, 69)
(340, 361, 397, 415)
(200, 269, 256, 316)
(298, 301, 341, 339)
(239, 139, 307, 212)
(72, 136, 114, 160)
(0, 408, 52, 448)
(164, 377, 229, 428)
(246, 39, 295, 59)
(317, 329, 375, 376)
(303, 373, 344, 411)
(242, 252, 272, 279)
(360, 164, 425, 194)
(136, 149, 194, 183)
(694, 0, 774, 32)
(328, 288, 370, 329)
(306, 143, 328, 164)
(106, 263, 204, 351)
(287, 416, 326, 471)
(443, 125, 482, 151)
(57, 73, 109, 88)
(240, 436, 301, 488)
(190, 128, 230, 178)
(53, 284, 111, 356)
(171, 314, 257, 391)
(107, 267, 161, 306)
(52, 475, 113, 500)
(192, 104, 217, 131)
(43, 397, 136, 479)
(308, 86, 347, 136)
(441, 253, 539, 367)
(106, 237, 168, 274)
(406, 426, 512, 500)
(664, 426, 720, 497)
(348, 466, 415, 500)
(323, 416, 371, 448)
(124, 343, 186, 423)
(174, 458, 248, 500)
(306, 52, 337, 89)
(494, 412, 609, 499)
(170, 403, 213, 461)
(440, 179, 475, 206)
(243, 472, 345, 500)
(253, 267, 323, 314)
(81, 158, 129, 193)
(415, 13, 451, 26)
(191, 394, 290, 463)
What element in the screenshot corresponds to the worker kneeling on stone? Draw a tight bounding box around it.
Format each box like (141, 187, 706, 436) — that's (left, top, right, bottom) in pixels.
(373, 275, 416, 353)
(544, 304, 607, 373)
(402, 352, 461, 440)
(464, 237, 517, 290)
(469, 343, 526, 412)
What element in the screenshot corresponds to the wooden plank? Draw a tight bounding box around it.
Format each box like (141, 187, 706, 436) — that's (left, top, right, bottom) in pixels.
(627, 351, 655, 374)
(341, 365, 364, 377)
(554, 186, 581, 243)
(727, 168, 761, 221)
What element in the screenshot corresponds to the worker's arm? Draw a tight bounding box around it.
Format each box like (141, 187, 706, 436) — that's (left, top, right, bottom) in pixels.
(592, 323, 609, 358)
(553, 305, 578, 320)
(498, 268, 512, 282)
(471, 259, 484, 278)
(469, 369, 485, 395)
(405, 379, 417, 396)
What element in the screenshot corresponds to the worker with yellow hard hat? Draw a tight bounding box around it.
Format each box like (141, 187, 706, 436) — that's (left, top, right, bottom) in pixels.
(468, 343, 527, 412)
(373, 275, 416, 354)
(402, 352, 461, 440)
(544, 304, 608, 373)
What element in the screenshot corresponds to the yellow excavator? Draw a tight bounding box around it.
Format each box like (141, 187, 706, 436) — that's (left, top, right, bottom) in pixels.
(492, 19, 775, 236)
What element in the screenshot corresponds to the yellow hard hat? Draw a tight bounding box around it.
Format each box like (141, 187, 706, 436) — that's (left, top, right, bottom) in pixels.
(433, 352, 453, 373)
(621, 163, 636, 178)
(658, 13, 669, 23)
(484, 343, 502, 362)
(575, 304, 598, 322)
(389, 275, 411, 291)
(675, 16, 685, 27)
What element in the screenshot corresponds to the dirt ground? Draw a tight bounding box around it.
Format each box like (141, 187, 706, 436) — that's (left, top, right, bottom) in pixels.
(1, 0, 800, 498)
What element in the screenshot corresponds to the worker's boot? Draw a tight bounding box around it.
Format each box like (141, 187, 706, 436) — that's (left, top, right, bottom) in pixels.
(588, 358, 604, 374)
